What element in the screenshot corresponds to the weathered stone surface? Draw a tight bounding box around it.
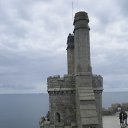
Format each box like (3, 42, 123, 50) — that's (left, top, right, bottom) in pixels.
(80, 109, 98, 117)
(78, 89, 94, 93)
(80, 104, 97, 110)
(79, 92, 95, 97)
(81, 117, 99, 125)
(79, 96, 95, 100)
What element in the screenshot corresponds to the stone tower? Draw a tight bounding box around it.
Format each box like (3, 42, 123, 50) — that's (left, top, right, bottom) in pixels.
(39, 11, 103, 128)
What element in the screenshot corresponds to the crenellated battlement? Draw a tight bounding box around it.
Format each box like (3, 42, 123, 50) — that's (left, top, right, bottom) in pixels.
(47, 74, 75, 90)
(92, 74, 103, 91)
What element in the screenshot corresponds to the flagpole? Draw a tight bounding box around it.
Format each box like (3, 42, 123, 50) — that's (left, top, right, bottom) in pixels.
(72, 1, 73, 22)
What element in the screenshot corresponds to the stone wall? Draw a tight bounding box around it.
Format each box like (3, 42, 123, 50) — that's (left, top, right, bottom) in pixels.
(47, 75, 76, 126)
(92, 75, 103, 128)
(47, 75, 75, 89)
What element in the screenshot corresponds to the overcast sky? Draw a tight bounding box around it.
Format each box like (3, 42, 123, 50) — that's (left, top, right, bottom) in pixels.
(0, 0, 128, 93)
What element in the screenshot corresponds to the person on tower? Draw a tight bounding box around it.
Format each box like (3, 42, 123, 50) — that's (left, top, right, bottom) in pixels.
(46, 111, 50, 121)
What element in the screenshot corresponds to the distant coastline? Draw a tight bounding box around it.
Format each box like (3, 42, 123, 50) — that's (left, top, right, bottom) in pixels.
(102, 91, 128, 108)
(102, 102, 128, 115)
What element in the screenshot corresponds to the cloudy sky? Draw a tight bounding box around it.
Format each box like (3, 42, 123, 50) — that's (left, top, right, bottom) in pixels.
(0, 0, 128, 93)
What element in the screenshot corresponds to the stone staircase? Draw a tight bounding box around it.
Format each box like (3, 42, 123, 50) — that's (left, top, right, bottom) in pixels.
(76, 86, 99, 127)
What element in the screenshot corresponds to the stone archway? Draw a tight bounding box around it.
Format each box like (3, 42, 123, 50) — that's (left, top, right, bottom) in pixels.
(55, 112, 61, 122)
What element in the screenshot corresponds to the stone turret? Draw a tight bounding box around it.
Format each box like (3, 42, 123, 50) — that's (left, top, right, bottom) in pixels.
(74, 12, 91, 74)
(74, 12, 99, 128)
(67, 33, 75, 75)
(39, 11, 103, 128)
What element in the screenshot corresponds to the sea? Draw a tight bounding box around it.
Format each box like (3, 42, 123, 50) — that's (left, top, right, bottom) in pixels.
(0, 92, 128, 128)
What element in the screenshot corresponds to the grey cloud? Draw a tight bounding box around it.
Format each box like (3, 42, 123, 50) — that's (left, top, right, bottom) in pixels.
(0, 0, 128, 93)
(116, 0, 128, 16)
(0, 0, 69, 93)
(0, 46, 67, 93)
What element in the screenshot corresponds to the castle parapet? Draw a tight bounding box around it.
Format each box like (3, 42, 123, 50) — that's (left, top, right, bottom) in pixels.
(39, 120, 50, 128)
(47, 74, 75, 90)
(92, 75, 103, 92)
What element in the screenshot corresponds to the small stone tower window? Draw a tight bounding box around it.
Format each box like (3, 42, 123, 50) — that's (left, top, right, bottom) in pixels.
(55, 112, 61, 122)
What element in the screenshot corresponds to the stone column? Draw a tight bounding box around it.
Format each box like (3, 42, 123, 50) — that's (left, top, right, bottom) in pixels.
(74, 12, 92, 74)
(74, 12, 99, 128)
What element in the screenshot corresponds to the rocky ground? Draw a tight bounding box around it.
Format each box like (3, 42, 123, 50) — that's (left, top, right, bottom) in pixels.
(103, 113, 128, 128)
(103, 116, 121, 128)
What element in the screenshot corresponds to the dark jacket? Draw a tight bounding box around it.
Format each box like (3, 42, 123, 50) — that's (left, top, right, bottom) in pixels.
(123, 112, 127, 119)
(119, 112, 124, 120)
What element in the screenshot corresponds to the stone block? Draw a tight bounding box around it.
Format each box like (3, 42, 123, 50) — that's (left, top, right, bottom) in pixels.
(80, 104, 96, 110)
(80, 109, 97, 118)
(79, 95, 95, 100)
(81, 117, 99, 125)
(79, 92, 94, 97)
(77, 89, 93, 93)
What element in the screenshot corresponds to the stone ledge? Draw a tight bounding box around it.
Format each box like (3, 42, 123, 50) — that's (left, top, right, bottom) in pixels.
(80, 110, 97, 118)
(48, 88, 75, 92)
(81, 117, 99, 125)
(79, 96, 95, 100)
(80, 105, 96, 110)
